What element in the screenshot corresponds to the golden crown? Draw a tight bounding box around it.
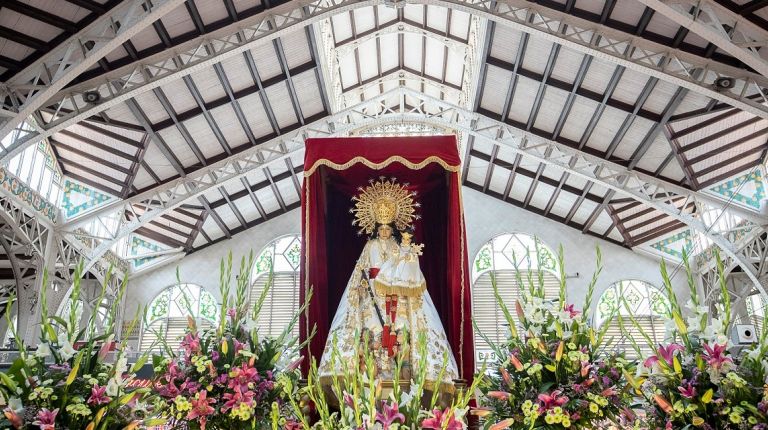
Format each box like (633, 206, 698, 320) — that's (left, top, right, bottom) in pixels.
(351, 178, 418, 235)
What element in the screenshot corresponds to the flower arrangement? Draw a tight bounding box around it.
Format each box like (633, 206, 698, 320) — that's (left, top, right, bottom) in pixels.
(0, 263, 162, 429)
(151, 253, 310, 430)
(473, 247, 635, 429)
(624, 253, 768, 429)
(282, 331, 481, 429)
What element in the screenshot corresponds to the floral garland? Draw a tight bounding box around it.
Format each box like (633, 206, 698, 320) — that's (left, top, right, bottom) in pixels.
(625, 254, 768, 429)
(472, 247, 636, 430)
(0, 263, 162, 430)
(151, 253, 306, 430)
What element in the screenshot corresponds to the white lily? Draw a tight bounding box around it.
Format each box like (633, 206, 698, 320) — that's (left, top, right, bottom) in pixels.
(34, 342, 51, 358)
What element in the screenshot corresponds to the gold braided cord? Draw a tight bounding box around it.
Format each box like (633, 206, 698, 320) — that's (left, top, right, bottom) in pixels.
(303, 156, 459, 177)
(457, 172, 466, 378)
(304, 179, 311, 351)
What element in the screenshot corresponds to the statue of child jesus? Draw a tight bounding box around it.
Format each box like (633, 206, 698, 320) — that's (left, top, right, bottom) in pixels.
(374, 230, 426, 298)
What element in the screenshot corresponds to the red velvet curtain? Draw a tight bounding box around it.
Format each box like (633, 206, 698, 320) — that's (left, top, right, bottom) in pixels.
(299, 136, 475, 381)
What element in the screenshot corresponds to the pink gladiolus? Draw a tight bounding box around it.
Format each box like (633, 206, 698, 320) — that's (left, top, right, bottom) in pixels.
(32, 408, 58, 430)
(87, 384, 111, 405)
(187, 390, 216, 430)
(643, 343, 684, 368)
(375, 401, 405, 429)
(343, 391, 355, 409)
(537, 390, 569, 412)
(227, 308, 237, 319)
(563, 304, 580, 318)
(421, 408, 463, 430)
(702, 342, 732, 369)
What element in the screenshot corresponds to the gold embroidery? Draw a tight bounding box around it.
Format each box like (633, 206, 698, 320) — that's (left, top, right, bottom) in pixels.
(304, 155, 460, 177)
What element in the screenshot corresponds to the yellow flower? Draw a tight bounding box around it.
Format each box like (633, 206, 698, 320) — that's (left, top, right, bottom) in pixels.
(562, 418, 571, 428)
(589, 403, 599, 413)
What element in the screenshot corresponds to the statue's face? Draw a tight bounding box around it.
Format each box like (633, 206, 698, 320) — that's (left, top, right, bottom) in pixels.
(401, 233, 412, 245)
(377, 224, 393, 239)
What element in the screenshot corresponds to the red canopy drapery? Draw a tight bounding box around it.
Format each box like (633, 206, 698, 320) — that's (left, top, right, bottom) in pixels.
(299, 135, 475, 381)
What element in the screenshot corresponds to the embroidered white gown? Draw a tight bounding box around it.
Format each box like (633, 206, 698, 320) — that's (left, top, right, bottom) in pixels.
(318, 237, 459, 387)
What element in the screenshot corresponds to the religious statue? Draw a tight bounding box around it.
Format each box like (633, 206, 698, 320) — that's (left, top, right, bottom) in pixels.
(319, 178, 459, 389)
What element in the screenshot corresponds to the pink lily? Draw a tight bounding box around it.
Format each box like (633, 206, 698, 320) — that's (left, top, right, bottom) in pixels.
(187, 390, 215, 430)
(32, 408, 58, 430)
(677, 382, 697, 399)
(643, 343, 684, 368)
(375, 401, 405, 429)
(222, 385, 255, 412)
(87, 384, 111, 405)
(702, 343, 732, 369)
(180, 332, 201, 354)
(538, 390, 569, 412)
(421, 408, 463, 430)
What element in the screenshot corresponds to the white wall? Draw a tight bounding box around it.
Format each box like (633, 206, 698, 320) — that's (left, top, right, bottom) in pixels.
(125, 212, 300, 318)
(125, 187, 688, 321)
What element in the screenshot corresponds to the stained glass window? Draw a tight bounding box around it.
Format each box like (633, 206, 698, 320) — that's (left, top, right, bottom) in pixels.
(140, 284, 218, 353)
(250, 235, 301, 338)
(596, 280, 669, 359)
(471, 233, 560, 368)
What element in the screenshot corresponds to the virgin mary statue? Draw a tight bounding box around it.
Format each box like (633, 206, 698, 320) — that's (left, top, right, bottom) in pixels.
(318, 179, 459, 388)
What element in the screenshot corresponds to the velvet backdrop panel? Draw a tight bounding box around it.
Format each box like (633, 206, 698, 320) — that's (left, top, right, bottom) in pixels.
(299, 136, 475, 380)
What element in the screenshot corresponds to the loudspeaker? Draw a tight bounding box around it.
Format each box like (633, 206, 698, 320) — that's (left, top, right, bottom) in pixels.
(714, 77, 735, 90)
(83, 91, 101, 104)
(733, 324, 757, 344)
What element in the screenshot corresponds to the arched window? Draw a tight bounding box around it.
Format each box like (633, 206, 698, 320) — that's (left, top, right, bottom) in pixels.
(58, 298, 110, 334)
(596, 280, 669, 359)
(249, 235, 301, 338)
(140, 284, 218, 352)
(745, 294, 767, 336)
(472, 233, 560, 366)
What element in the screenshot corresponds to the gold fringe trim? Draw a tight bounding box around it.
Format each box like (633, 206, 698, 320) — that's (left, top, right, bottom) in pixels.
(373, 280, 427, 298)
(304, 156, 459, 177)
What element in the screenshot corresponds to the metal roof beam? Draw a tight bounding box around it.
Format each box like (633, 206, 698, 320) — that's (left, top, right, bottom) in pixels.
(635, 0, 768, 78)
(59, 87, 767, 293)
(9, 0, 768, 166)
(0, 0, 187, 157)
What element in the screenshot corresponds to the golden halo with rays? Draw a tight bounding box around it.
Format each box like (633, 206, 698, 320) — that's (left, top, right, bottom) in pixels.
(350, 177, 419, 235)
